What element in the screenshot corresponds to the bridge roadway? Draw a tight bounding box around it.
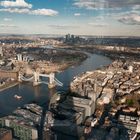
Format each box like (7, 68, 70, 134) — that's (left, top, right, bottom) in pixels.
(0, 70, 63, 88)
(0, 70, 18, 79)
(20, 72, 63, 87)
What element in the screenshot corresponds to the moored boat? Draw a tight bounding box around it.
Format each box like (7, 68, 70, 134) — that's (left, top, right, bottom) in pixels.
(14, 94, 22, 100)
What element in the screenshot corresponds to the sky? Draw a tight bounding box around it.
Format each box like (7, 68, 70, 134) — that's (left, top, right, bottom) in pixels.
(0, 0, 140, 36)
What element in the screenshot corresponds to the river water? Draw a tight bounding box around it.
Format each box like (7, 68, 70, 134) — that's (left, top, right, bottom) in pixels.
(0, 53, 112, 117)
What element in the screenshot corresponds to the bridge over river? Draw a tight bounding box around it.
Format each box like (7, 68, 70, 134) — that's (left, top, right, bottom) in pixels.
(0, 53, 112, 140)
(0, 70, 63, 88)
(19, 72, 63, 88)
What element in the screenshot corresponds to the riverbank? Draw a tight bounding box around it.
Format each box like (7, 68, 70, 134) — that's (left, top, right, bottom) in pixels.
(14, 48, 88, 74)
(0, 81, 19, 92)
(62, 45, 140, 61)
(0, 53, 112, 140)
(42, 52, 88, 73)
(70, 59, 140, 139)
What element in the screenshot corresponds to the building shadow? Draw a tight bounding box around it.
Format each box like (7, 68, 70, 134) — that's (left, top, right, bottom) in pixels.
(87, 103, 131, 140)
(38, 87, 57, 140)
(47, 89, 86, 140)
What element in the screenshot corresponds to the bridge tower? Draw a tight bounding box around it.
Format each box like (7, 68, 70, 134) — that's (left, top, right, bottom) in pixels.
(18, 72, 22, 82)
(48, 73, 56, 88)
(17, 54, 23, 61)
(0, 47, 3, 58)
(33, 72, 40, 86)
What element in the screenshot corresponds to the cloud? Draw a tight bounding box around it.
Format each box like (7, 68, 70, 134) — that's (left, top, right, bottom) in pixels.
(118, 13, 140, 25)
(0, 8, 29, 13)
(0, 24, 17, 27)
(31, 9, 58, 16)
(0, 0, 58, 16)
(48, 25, 78, 29)
(132, 5, 140, 10)
(74, 13, 81, 16)
(0, 0, 32, 8)
(73, 0, 102, 10)
(0, 8, 58, 16)
(73, 0, 140, 10)
(3, 17, 12, 21)
(88, 22, 109, 27)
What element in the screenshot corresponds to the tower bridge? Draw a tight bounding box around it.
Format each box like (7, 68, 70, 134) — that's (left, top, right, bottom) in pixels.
(0, 47, 3, 57)
(19, 72, 63, 88)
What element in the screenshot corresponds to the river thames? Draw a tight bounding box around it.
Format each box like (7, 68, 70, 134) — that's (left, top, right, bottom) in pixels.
(0, 53, 112, 117)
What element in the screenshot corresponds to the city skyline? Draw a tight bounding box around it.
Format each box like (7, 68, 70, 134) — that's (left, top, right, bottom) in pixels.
(0, 0, 140, 36)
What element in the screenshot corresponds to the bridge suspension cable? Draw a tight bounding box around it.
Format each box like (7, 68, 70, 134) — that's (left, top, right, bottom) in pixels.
(20, 75, 34, 82)
(19, 73, 63, 87)
(54, 78, 63, 86)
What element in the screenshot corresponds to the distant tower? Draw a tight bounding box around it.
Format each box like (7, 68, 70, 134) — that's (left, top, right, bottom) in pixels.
(0, 47, 3, 57)
(17, 54, 23, 61)
(129, 65, 133, 73)
(65, 34, 71, 42)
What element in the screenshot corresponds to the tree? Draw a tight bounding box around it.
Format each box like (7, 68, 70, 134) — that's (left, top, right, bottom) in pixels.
(126, 99, 134, 106)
